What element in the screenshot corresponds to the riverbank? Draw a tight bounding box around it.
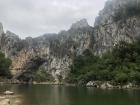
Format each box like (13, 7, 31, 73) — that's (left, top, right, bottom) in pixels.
(0, 94, 22, 105)
(33, 81, 140, 89)
(1, 79, 140, 89)
(32, 81, 140, 89)
(86, 81, 140, 89)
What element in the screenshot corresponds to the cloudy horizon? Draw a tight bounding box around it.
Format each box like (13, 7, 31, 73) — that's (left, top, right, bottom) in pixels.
(0, 0, 107, 38)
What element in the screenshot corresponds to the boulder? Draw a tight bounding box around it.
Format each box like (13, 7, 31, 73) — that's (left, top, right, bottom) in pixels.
(122, 83, 133, 89)
(86, 81, 99, 88)
(100, 82, 113, 89)
(4, 91, 14, 95)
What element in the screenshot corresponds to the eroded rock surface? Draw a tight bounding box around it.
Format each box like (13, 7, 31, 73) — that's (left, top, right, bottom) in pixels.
(1, 0, 140, 83)
(93, 0, 140, 55)
(0, 19, 93, 83)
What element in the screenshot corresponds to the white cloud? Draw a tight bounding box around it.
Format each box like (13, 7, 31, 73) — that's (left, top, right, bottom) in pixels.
(0, 0, 107, 38)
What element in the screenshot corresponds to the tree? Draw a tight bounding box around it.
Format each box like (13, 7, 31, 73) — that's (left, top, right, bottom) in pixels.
(115, 71, 129, 86)
(68, 39, 140, 85)
(0, 52, 12, 78)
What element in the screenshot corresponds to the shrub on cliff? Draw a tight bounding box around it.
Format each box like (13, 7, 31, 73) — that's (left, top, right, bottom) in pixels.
(0, 52, 12, 78)
(34, 68, 54, 82)
(68, 39, 140, 85)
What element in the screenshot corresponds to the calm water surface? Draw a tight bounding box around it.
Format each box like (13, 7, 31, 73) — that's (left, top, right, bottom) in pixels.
(0, 84, 140, 105)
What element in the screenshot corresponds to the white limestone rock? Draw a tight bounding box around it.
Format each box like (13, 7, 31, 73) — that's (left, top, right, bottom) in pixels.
(4, 91, 14, 95)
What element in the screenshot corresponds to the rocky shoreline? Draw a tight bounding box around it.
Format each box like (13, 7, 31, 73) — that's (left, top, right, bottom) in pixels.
(1, 79, 140, 89)
(86, 81, 140, 89)
(0, 93, 22, 105)
(32, 81, 140, 89)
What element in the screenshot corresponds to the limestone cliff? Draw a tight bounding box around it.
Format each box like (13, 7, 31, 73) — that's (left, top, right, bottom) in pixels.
(0, 19, 93, 83)
(93, 0, 140, 55)
(0, 0, 140, 83)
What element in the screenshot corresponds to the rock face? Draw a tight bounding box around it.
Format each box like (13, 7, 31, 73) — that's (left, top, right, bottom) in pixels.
(71, 19, 90, 29)
(1, 0, 140, 83)
(0, 20, 93, 83)
(0, 23, 4, 35)
(93, 0, 140, 55)
(0, 23, 5, 50)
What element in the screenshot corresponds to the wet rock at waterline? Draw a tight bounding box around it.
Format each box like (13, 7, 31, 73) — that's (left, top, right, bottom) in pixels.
(4, 91, 14, 95)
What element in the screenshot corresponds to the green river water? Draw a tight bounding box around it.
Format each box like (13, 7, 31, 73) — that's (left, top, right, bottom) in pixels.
(0, 84, 140, 105)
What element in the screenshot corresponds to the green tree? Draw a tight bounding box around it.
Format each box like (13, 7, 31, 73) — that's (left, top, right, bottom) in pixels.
(115, 72, 129, 85)
(0, 52, 12, 78)
(68, 39, 140, 85)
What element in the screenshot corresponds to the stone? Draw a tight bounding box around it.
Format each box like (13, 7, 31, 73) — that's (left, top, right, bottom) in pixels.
(100, 83, 106, 89)
(4, 91, 14, 95)
(86, 81, 93, 86)
(106, 82, 113, 88)
(100, 82, 113, 89)
(0, 99, 10, 105)
(122, 83, 133, 89)
(86, 81, 99, 88)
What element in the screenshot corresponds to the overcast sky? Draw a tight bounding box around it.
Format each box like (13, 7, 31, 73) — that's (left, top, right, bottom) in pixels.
(0, 0, 107, 38)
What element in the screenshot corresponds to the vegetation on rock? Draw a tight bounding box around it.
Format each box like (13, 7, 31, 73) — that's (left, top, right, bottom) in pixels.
(0, 52, 12, 78)
(67, 39, 140, 86)
(34, 68, 54, 82)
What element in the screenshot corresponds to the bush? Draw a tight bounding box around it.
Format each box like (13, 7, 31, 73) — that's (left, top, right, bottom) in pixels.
(68, 39, 140, 85)
(0, 52, 12, 78)
(34, 68, 54, 82)
(115, 72, 129, 84)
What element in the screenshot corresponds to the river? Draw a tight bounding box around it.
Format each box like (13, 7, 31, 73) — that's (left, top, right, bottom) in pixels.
(0, 84, 140, 105)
